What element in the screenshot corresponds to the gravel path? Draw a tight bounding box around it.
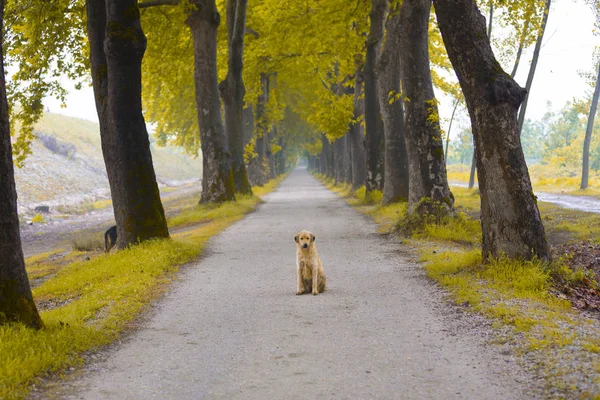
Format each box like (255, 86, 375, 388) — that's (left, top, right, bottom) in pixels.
(54, 168, 528, 399)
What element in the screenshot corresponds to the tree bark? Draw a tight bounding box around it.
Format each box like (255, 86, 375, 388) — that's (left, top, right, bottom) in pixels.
(219, 0, 252, 195)
(349, 69, 367, 189)
(399, 0, 454, 216)
(581, 62, 600, 189)
(333, 137, 345, 184)
(467, 3, 495, 189)
(247, 74, 269, 186)
(323, 134, 334, 179)
(517, 0, 551, 134)
(433, 0, 550, 261)
(186, 0, 235, 203)
(88, 0, 169, 249)
(0, 0, 43, 329)
(364, 0, 387, 196)
(342, 133, 352, 183)
(319, 136, 328, 175)
(267, 127, 277, 179)
(378, 2, 409, 204)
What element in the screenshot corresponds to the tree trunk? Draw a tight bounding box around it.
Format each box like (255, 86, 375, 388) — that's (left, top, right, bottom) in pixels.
(319, 136, 328, 175)
(467, 3, 495, 189)
(323, 134, 334, 179)
(378, 2, 409, 204)
(277, 138, 286, 174)
(219, 0, 252, 195)
(468, 153, 476, 188)
(349, 69, 367, 189)
(433, 0, 550, 261)
(186, 0, 235, 203)
(242, 106, 254, 148)
(342, 133, 352, 183)
(399, 0, 454, 216)
(517, 0, 551, 134)
(444, 100, 459, 162)
(88, 0, 169, 248)
(334, 137, 345, 184)
(581, 62, 600, 189)
(510, 19, 530, 78)
(364, 0, 387, 196)
(267, 127, 277, 179)
(0, 0, 43, 329)
(247, 74, 269, 186)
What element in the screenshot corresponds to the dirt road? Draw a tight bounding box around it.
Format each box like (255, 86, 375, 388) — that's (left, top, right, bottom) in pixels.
(55, 168, 528, 399)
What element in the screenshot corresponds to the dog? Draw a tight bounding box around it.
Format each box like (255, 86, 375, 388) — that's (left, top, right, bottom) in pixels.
(104, 225, 117, 253)
(294, 230, 326, 295)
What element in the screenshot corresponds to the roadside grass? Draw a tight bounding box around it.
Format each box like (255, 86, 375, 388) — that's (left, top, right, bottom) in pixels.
(72, 232, 104, 252)
(314, 172, 600, 397)
(1, 175, 286, 400)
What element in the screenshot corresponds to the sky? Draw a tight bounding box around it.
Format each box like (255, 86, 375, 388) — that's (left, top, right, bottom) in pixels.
(43, 0, 600, 128)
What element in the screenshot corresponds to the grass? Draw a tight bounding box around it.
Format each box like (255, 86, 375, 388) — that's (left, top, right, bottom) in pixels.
(313, 170, 600, 397)
(72, 233, 104, 252)
(1, 175, 286, 400)
(31, 214, 45, 224)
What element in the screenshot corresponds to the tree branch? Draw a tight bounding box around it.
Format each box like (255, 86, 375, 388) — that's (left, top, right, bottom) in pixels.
(138, 0, 180, 8)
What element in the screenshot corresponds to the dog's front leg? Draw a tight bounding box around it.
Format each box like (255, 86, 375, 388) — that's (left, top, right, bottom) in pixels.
(296, 263, 305, 295)
(312, 262, 319, 295)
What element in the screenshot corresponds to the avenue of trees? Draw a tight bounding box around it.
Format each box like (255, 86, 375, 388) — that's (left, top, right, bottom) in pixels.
(1, 0, 599, 327)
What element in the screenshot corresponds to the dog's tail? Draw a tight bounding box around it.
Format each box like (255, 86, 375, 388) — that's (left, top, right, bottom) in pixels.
(318, 274, 327, 293)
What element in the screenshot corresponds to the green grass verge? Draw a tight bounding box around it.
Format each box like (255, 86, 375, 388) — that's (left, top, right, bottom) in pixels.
(1, 175, 286, 400)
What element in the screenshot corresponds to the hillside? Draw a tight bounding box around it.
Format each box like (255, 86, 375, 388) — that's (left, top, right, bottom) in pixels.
(14, 112, 202, 212)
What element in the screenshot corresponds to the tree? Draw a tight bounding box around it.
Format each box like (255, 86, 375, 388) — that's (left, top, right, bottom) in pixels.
(87, 0, 169, 249)
(364, 0, 387, 198)
(247, 73, 270, 186)
(220, 0, 252, 195)
(433, 0, 550, 261)
(186, 0, 236, 203)
(399, 0, 453, 216)
(467, 3, 493, 190)
(349, 69, 367, 189)
(4, 0, 87, 166)
(517, 0, 551, 134)
(0, 0, 43, 329)
(581, 62, 600, 189)
(378, 0, 409, 204)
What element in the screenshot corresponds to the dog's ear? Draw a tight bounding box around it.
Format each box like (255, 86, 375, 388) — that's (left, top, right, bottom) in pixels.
(311, 234, 316, 243)
(294, 235, 298, 243)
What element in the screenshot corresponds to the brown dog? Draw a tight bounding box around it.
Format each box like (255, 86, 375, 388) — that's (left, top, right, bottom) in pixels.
(294, 230, 326, 295)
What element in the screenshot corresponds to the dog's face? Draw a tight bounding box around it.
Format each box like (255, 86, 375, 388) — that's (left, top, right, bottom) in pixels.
(294, 230, 315, 250)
